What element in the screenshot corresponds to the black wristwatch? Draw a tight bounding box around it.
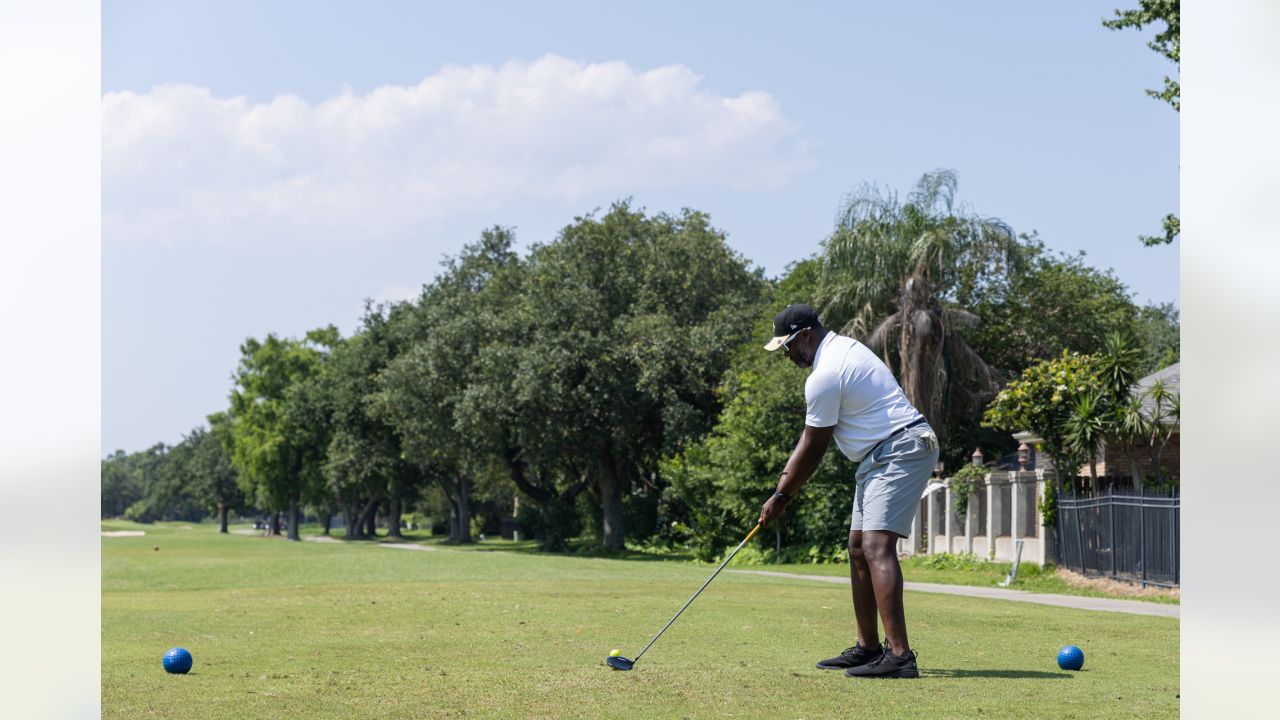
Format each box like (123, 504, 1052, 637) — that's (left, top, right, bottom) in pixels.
(774, 490, 790, 502)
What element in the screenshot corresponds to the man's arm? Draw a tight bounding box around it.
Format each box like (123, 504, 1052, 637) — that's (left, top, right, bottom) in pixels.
(758, 424, 834, 527)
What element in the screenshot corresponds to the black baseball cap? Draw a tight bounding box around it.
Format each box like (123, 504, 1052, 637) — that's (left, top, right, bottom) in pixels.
(763, 303, 821, 351)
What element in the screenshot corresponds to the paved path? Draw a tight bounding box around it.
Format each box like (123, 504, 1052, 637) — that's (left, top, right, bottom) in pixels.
(729, 570, 1179, 619)
(302, 535, 436, 551)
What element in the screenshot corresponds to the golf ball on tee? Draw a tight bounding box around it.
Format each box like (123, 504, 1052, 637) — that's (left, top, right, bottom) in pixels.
(609, 649, 622, 657)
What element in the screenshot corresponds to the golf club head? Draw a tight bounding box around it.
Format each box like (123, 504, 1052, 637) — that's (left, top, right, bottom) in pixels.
(606, 655, 635, 671)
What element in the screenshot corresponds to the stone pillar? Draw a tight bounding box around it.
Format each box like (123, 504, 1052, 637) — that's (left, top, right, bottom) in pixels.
(986, 474, 1002, 559)
(927, 488, 940, 555)
(908, 509, 922, 555)
(1035, 468, 1054, 566)
(963, 492, 974, 554)
(1010, 471, 1024, 545)
(944, 484, 955, 555)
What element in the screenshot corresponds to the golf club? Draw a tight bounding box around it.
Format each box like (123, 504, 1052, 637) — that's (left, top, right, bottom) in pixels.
(606, 523, 762, 671)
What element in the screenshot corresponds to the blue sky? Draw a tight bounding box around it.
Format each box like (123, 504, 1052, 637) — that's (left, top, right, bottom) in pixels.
(102, 0, 1179, 454)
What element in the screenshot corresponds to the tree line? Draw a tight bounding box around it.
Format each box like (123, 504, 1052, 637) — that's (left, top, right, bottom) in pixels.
(103, 173, 1178, 560)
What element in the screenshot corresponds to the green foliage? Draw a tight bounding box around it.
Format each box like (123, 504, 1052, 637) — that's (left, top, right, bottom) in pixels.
(1103, 0, 1180, 111)
(983, 351, 1103, 476)
(660, 264, 853, 562)
(1139, 213, 1179, 247)
(819, 169, 1022, 338)
(110, 192, 1174, 562)
(1134, 302, 1179, 374)
(492, 204, 765, 550)
(101, 448, 149, 518)
(815, 169, 1024, 471)
(228, 329, 338, 539)
(188, 419, 244, 523)
(961, 239, 1140, 374)
(919, 552, 985, 572)
(105, 436, 207, 523)
(948, 464, 986, 520)
(1064, 390, 1109, 480)
(1103, 2, 1179, 247)
(1038, 477, 1058, 527)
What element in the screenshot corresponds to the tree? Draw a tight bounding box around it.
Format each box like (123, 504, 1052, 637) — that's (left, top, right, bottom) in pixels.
(101, 450, 144, 518)
(1103, 1, 1179, 246)
(1103, 0, 1180, 111)
(322, 303, 420, 540)
(1064, 391, 1108, 484)
(818, 170, 1023, 452)
(960, 239, 1141, 374)
(983, 351, 1104, 488)
(514, 203, 765, 550)
(1133, 302, 1179, 374)
(661, 262, 850, 560)
(373, 230, 524, 544)
(228, 328, 338, 541)
(190, 416, 244, 533)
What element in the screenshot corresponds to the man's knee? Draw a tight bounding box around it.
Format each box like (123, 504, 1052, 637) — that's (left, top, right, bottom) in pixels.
(848, 531, 865, 562)
(862, 531, 898, 561)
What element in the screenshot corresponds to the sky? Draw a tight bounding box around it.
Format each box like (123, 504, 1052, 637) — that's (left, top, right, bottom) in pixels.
(102, 0, 1179, 455)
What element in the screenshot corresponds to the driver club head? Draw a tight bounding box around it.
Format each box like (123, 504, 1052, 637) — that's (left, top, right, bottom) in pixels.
(606, 655, 635, 671)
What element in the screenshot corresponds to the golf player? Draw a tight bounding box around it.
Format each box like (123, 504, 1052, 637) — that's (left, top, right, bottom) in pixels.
(758, 303, 939, 679)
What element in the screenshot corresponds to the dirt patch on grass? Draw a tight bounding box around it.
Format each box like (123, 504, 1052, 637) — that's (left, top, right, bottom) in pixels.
(1056, 568, 1179, 601)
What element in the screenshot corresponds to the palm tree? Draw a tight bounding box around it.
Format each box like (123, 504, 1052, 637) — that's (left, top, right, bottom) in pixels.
(1144, 378, 1179, 485)
(1096, 332, 1143, 489)
(1065, 391, 1108, 486)
(1115, 395, 1151, 490)
(818, 170, 1024, 443)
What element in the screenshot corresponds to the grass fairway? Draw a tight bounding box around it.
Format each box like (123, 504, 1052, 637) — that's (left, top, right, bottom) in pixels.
(103, 522, 1179, 719)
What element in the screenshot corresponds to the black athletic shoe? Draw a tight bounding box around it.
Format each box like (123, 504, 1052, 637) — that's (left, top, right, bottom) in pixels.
(816, 643, 883, 670)
(844, 647, 919, 678)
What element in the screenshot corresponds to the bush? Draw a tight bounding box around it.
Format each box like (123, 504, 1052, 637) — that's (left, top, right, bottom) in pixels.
(918, 552, 987, 572)
(949, 464, 986, 520)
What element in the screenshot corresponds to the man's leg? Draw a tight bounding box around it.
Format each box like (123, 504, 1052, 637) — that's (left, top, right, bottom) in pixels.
(847, 530, 881, 650)
(862, 529, 910, 654)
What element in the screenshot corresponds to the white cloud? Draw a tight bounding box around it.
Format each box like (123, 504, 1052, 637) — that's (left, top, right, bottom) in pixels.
(103, 55, 806, 248)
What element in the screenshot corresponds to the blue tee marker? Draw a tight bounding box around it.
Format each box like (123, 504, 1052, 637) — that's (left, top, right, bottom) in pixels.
(163, 647, 193, 674)
(1057, 645, 1084, 671)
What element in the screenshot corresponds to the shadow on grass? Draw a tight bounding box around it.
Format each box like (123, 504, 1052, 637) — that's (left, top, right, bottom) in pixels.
(921, 668, 1074, 679)
(306, 529, 695, 562)
(450, 539, 696, 563)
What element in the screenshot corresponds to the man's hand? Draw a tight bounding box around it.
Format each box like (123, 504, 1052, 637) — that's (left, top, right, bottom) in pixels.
(758, 492, 788, 528)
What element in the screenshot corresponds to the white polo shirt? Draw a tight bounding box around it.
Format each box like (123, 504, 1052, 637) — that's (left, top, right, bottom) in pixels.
(804, 331, 924, 462)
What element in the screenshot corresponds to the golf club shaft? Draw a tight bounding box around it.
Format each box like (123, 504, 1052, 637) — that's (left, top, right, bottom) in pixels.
(632, 523, 762, 662)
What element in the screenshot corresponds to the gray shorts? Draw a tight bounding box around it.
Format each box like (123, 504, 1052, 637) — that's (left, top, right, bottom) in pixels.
(851, 424, 940, 538)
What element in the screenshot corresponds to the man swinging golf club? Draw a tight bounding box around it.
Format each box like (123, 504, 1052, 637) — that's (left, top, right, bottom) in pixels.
(759, 303, 939, 679)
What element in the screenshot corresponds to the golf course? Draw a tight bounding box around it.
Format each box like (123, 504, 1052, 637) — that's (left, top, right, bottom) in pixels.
(103, 521, 1179, 719)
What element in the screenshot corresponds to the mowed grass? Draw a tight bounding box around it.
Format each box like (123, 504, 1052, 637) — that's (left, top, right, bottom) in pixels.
(102, 521, 1179, 719)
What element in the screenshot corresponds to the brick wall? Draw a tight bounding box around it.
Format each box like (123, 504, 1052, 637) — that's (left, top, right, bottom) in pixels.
(1098, 432, 1180, 481)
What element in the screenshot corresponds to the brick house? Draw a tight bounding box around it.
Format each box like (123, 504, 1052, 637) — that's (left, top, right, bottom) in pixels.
(1090, 362, 1180, 484)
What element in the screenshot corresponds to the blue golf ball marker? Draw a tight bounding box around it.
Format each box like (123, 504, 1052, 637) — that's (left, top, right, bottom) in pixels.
(163, 647, 193, 674)
(1057, 645, 1084, 671)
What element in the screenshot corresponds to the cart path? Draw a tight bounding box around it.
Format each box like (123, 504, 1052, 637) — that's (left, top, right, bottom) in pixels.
(728, 569, 1179, 618)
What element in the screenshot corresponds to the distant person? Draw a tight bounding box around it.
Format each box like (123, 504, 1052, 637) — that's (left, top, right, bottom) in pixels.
(758, 303, 939, 679)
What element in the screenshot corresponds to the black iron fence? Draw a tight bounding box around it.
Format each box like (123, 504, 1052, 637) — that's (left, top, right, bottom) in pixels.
(1055, 486, 1180, 587)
